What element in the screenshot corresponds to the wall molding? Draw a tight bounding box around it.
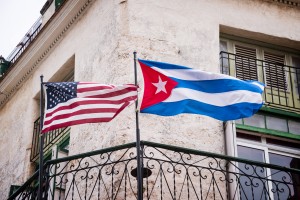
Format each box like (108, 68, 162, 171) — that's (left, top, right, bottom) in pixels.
(0, 0, 94, 108)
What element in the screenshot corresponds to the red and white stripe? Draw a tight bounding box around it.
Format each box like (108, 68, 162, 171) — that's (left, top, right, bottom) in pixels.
(42, 82, 138, 133)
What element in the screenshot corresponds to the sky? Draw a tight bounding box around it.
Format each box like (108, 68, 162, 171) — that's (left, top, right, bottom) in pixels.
(0, 0, 46, 59)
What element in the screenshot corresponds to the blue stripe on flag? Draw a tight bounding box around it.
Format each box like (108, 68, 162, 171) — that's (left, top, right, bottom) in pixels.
(139, 59, 190, 69)
(172, 78, 263, 93)
(139, 59, 265, 121)
(141, 100, 263, 121)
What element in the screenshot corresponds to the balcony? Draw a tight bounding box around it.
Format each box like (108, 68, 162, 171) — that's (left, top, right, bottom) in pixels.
(0, 18, 42, 81)
(9, 141, 300, 199)
(30, 117, 70, 162)
(220, 51, 300, 113)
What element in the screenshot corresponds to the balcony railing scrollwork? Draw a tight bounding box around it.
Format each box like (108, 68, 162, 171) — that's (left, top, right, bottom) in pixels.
(9, 141, 300, 200)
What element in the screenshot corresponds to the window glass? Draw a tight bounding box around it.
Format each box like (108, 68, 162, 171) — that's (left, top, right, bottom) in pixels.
(235, 118, 243, 125)
(269, 153, 300, 200)
(269, 153, 300, 170)
(237, 132, 261, 142)
(220, 40, 227, 52)
(237, 145, 265, 162)
(237, 145, 267, 200)
(59, 137, 70, 153)
(288, 120, 300, 135)
(237, 135, 300, 199)
(243, 114, 265, 128)
(266, 116, 288, 132)
(238, 112, 300, 137)
(266, 138, 300, 151)
(220, 41, 229, 75)
(64, 144, 69, 151)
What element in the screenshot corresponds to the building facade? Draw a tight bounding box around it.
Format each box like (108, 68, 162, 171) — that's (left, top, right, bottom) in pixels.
(0, 0, 299, 199)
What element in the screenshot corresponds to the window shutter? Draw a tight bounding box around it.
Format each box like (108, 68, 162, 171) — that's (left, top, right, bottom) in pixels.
(264, 52, 286, 90)
(235, 45, 258, 80)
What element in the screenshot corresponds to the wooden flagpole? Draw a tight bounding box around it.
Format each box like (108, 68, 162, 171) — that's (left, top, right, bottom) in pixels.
(38, 75, 45, 199)
(133, 52, 143, 200)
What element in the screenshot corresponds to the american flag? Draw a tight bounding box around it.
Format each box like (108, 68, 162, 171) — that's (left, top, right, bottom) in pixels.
(42, 82, 138, 133)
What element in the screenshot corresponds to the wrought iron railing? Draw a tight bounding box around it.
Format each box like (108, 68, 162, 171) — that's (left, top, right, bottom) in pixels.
(9, 141, 300, 199)
(0, 17, 42, 82)
(220, 51, 300, 113)
(7, 17, 42, 64)
(30, 117, 70, 162)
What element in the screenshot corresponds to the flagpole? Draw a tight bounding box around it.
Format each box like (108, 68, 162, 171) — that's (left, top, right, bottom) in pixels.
(133, 52, 143, 200)
(38, 75, 45, 200)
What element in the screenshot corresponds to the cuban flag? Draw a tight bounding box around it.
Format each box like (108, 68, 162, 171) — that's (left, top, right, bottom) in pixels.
(138, 59, 264, 121)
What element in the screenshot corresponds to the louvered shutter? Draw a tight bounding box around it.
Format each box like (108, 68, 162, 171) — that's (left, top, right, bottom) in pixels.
(235, 45, 258, 80)
(264, 52, 286, 90)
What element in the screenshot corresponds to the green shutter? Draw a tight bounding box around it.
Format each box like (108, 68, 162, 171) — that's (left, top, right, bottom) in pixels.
(264, 52, 286, 90)
(55, 0, 65, 9)
(235, 45, 258, 80)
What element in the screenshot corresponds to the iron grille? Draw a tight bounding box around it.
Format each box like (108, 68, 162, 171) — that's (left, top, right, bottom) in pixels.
(30, 117, 70, 162)
(9, 141, 300, 200)
(0, 18, 42, 82)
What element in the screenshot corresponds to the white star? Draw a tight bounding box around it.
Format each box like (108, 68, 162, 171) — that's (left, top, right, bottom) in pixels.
(152, 76, 167, 94)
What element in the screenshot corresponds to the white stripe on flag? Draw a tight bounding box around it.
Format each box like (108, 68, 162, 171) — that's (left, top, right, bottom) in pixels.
(164, 88, 263, 106)
(77, 89, 137, 98)
(43, 113, 116, 130)
(152, 67, 238, 81)
(46, 91, 137, 113)
(250, 81, 265, 91)
(42, 82, 138, 133)
(77, 83, 114, 89)
(44, 103, 124, 122)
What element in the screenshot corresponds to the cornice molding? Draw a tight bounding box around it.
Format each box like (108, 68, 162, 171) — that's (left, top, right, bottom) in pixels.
(0, 0, 93, 109)
(265, 0, 300, 7)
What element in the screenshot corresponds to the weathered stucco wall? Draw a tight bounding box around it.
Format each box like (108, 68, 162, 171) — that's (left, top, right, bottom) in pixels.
(0, 0, 122, 197)
(0, 0, 299, 198)
(0, 78, 38, 198)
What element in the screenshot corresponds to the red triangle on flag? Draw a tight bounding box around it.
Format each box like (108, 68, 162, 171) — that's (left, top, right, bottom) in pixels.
(139, 61, 178, 110)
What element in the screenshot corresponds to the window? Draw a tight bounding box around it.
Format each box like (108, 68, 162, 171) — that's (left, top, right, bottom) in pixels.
(31, 57, 74, 162)
(237, 132, 300, 200)
(236, 112, 300, 136)
(221, 36, 300, 198)
(48, 137, 69, 197)
(220, 38, 300, 112)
